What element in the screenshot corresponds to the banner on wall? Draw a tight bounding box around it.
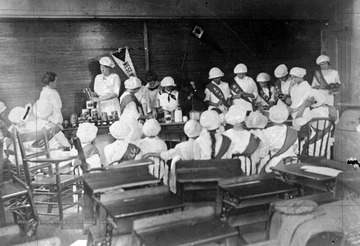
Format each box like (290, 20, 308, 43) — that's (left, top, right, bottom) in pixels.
(192, 25, 223, 54)
(111, 47, 137, 77)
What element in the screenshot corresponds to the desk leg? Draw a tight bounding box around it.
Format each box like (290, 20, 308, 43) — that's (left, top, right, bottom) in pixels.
(216, 187, 224, 217)
(83, 183, 94, 234)
(0, 190, 5, 226)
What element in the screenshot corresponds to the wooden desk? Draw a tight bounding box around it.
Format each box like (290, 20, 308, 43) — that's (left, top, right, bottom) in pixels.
(62, 125, 109, 139)
(218, 175, 298, 220)
(270, 161, 349, 192)
(91, 187, 184, 245)
(82, 164, 161, 232)
(135, 219, 238, 246)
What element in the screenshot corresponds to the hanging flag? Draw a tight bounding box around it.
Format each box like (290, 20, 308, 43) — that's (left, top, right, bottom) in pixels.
(192, 25, 223, 54)
(111, 47, 137, 77)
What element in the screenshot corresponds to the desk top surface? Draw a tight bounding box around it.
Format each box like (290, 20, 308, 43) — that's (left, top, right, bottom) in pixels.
(220, 178, 296, 200)
(136, 219, 238, 246)
(83, 166, 160, 194)
(101, 192, 184, 219)
(271, 162, 341, 181)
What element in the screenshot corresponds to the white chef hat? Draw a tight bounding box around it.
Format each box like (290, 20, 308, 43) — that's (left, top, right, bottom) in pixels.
(303, 89, 326, 108)
(274, 64, 288, 78)
(200, 110, 221, 131)
(33, 99, 52, 119)
(99, 56, 115, 68)
(142, 119, 161, 137)
(234, 63, 248, 74)
(184, 120, 202, 138)
(269, 105, 289, 124)
(316, 55, 330, 65)
(225, 105, 247, 125)
(256, 72, 271, 83)
(9, 107, 26, 124)
(125, 76, 142, 89)
(160, 76, 177, 87)
(245, 111, 268, 129)
(109, 121, 130, 140)
(289, 67, 306, 78)
(0, 102, 6, 114)
(76, 122, 98, 144)
(208, 67, 224, 79)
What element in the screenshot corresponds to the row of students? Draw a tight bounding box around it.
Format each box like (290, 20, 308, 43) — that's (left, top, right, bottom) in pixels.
(204, 54, 341, 115)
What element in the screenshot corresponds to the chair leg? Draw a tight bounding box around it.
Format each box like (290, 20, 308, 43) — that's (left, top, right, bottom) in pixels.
(47, 186, 55, 213)
(56, 174, 63, 229)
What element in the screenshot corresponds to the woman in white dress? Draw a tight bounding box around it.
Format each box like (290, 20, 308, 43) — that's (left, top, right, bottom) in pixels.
(312, 55, 341, 106)
(39, 72, 63, 124)
(92, 56, 121, 116)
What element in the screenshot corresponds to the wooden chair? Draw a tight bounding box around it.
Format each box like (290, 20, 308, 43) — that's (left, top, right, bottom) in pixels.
(232, 153, 258, 175)
(0, 133, 39, 241)
(298, 117, 335, 158)
(15, 128, 82, 228)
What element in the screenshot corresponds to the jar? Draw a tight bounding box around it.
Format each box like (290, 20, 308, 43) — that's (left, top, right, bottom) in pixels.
(174, 107, 183, 123)
(101, 113, 108, 126)
(70, 113, 78, 128)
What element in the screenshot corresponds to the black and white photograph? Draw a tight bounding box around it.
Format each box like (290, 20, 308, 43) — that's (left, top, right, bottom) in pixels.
(0, 0, 359, 245)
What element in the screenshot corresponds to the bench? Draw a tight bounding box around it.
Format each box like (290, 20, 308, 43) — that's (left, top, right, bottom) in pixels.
(176, 159, 243, 201)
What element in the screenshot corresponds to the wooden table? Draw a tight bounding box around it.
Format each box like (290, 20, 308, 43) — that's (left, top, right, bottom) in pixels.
(82, 164, 161, 232)
(270, 159, 352, 193)
(218, 175, 298, 220)
(134, 218, 239, 246)
(91, 186, 184, 245)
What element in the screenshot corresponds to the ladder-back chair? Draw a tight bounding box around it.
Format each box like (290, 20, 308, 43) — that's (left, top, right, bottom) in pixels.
(15, 127, 82, 228)
(298, 117, 335, 158)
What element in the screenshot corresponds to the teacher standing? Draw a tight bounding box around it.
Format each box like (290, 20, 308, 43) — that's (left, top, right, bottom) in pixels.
(39, 72, 63, 124)
(92, 56, 121, 116)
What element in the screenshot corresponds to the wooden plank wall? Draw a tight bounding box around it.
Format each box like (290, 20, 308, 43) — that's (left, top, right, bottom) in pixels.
(0, 18, 325, 121)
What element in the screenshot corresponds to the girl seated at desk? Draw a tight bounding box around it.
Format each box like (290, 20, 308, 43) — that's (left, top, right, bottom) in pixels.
(156, 76, 179, 121)
(258, 105, 298, 173)
(194, 110, 232, 160)
(74, 122, 101, 171)
(138, 119, 168, 179)
(224, 105, 261, 175)
(104, 121, 142, 166)
(144, 120, 202, 191)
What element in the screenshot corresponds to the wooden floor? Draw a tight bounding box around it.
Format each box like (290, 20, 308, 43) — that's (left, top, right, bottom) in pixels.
(5, 199, 227, 246)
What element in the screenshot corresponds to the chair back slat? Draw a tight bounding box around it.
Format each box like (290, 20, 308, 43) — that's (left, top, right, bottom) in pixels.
(299, 117, 335, 158)
(73, 136, 88, 173)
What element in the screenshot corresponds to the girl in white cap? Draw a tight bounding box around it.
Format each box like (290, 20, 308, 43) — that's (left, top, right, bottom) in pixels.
(224, 105, 262, 175)
(288, 67, 312, 118)
(143, 120, 202, 191)
(120, 76, 151, 120)
(204, 67, 232, 113)
(230, 63, 258, 112)
(137, 119, 168, 179)
(312, 55, 341, 106)
(255, 72, 276, 110)
(293, 89, 337, 158)
(39, 72, 64, 124)
(194, 110, 232, 159)
(258, 105, 298, 173)
(273, 64, 293, 106)
(144, 119, 202, 161)
(104, 121, 142, 166)
(74, 123, 101, 170)
(156, 76, 179, 119)
(92, 56, 121, 117)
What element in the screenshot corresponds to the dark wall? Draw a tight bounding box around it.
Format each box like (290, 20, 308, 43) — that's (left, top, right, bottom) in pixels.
(0, 18, 325, 120)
